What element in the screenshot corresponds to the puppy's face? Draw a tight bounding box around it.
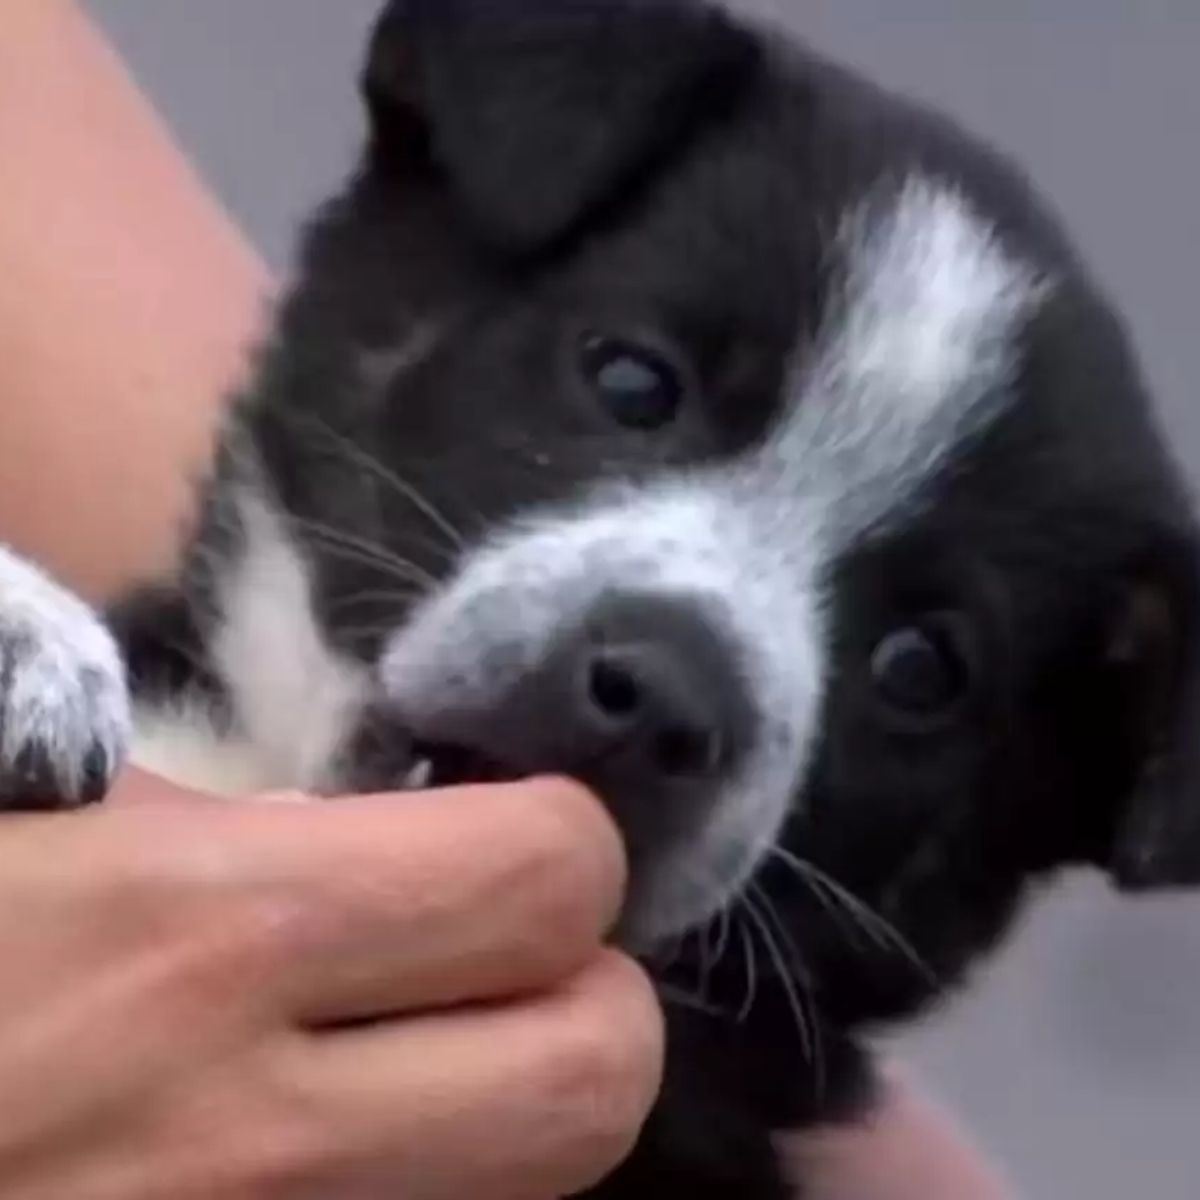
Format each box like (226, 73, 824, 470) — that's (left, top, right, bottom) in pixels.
(253, 1, 1200, 1022)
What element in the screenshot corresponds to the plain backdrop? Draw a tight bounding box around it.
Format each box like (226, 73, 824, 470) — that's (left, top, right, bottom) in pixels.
(85, 3, 1200, 1195)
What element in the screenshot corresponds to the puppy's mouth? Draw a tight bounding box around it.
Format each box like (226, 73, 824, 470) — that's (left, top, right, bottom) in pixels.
(337, 706, 530, 794)
(405, 741, 522, 790)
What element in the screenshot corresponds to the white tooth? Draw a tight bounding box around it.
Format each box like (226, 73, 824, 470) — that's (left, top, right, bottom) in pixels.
(405, 758, 434, 791)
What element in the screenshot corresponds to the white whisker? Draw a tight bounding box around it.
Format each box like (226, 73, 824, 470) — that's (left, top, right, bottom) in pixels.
(286, 515, 440, 589)
(281, 410, 466, 552)
(768, 845, 937, 986)
(657, 982, 728, 1019)
(327, 588, 428, 613)
(736, 912, 759, 1024)
(741, 889, 816, 1070)
(712, 903, 734, 968)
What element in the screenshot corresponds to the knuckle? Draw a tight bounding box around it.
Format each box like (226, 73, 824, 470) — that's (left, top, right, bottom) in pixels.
(108, 810, 302, 932)
(155, 906, 296, 1012)
(131, 874, 320, 1006)
(222, 884, 334, 980)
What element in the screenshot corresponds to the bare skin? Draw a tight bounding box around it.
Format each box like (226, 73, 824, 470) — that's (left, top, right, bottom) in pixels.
(780, 1068, 1013, 1200)
(0, 0, 265, 599)
(0, 772, 656, 1199)
(0, 1, 1011, 1196)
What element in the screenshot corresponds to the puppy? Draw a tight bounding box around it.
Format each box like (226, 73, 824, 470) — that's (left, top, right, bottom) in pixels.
(3, 1, 1199, 1193)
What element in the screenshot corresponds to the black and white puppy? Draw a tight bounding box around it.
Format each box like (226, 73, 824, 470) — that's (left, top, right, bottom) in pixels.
(3, 1, 1200, 1194)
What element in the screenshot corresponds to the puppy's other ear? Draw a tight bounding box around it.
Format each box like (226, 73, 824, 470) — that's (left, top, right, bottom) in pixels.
(1101, 525, 1200, 891)
(362, 0, 760, 255)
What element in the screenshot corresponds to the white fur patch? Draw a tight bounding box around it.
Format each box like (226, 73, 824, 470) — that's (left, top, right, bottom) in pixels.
(132, 488, 369, 798)
(381, 175, 1046, 942)
(132, 701, 283, 797)
(786, 176, 1047, 542)
(0, 546, 130, 799)
(210, 491, 369, 791)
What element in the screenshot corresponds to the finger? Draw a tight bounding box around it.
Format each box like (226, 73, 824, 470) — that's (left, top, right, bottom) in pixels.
(274, 778, 626, 1025)
(286, 951, 664, 1200)
(180, 776, 625, 1025)
(24, 773, 625, 1024)
(107, 766, 217, 807)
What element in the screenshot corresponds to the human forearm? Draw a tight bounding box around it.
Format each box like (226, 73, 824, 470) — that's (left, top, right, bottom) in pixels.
(0, 0, 269, 600)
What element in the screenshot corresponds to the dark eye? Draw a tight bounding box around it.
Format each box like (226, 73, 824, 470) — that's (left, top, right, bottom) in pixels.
(579, 334, 683, 430)
(870, 617, 971, 722)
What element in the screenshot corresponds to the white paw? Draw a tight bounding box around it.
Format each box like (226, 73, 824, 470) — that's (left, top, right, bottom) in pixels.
(0, 548, 130, 808)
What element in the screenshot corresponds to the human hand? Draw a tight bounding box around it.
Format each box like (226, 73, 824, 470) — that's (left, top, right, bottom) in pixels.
(780, 1066, 1013, 1200)
(0, 770, 662, 1199)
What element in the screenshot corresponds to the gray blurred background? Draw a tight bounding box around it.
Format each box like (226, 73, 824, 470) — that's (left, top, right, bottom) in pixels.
(85, 3, 1200, 1195)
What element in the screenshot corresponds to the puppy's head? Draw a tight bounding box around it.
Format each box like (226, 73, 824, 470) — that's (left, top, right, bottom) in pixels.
(254, 0, 1200, 1024)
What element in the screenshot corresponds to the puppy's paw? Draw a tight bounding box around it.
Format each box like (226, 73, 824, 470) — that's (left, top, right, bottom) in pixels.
(0, 549, 130, 810)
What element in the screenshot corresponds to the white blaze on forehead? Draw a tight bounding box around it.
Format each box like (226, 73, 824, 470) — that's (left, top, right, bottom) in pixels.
(766, 176, 1047, 543)
(833, 178, 1037, 414)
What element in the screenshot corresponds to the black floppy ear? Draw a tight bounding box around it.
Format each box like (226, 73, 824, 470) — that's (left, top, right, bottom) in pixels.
(1101, 525, 1200, 891)
(362, 0, 760, 255)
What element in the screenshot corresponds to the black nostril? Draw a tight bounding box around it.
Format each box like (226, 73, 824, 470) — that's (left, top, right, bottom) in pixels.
(588, 656, 643, 721)
(581, 648, 726, 781)
(654, 726, 724, 779)
(570, 600, 749, 789)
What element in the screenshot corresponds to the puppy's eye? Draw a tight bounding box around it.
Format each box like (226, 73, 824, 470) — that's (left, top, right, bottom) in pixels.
(870, 618, 970, 721)
(579, 334, 683, 430)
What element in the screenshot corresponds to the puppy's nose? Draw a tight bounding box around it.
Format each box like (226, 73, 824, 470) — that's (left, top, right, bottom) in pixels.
(562, 595, 750, 786)
(388, 594, 752, 827)
(581, 644, 725, 779)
